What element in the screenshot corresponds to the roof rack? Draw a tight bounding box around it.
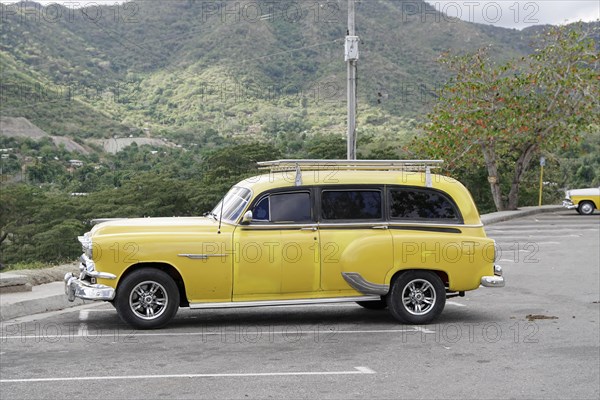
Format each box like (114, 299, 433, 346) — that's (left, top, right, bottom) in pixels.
(257, 159, 443, 172)
(257, 159, 444, 187)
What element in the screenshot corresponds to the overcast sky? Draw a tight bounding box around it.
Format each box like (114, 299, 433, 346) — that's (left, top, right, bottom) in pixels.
(1, 1, 599, 30)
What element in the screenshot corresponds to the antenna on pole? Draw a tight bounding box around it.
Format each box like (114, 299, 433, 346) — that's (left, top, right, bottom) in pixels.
(345, 0, 359, 160)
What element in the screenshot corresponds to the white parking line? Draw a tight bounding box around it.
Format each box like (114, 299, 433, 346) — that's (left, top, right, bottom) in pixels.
(78, 311, 90, 321)
(0, 366, 376, 383)
(446, 301, 466, 307)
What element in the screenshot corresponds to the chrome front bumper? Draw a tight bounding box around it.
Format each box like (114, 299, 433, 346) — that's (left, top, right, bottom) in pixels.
(64, 272, 115, 302)
(480, 265, 505, 288)
(562, 199, 577, 209)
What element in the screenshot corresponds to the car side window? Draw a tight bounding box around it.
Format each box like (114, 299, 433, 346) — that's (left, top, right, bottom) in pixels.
(252, 192, 312, 223)
(321, 190, 382, 220)
(389, 187, 461, 222)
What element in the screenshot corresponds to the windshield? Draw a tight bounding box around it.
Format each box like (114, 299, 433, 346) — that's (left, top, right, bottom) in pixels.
(211, 187, 252, 223)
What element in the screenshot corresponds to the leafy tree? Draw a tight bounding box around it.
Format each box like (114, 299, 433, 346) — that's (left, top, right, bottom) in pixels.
(304, 134, 347, 159)
(416, 25, 599, 210)
(201, 142, 281, 184)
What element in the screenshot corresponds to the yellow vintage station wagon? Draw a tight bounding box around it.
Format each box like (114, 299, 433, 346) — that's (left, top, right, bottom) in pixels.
(65, 160, 504, 329)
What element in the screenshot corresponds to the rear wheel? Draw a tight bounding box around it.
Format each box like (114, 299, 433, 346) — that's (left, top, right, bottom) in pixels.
(387, 271, 446, 324)
(115, 269, 179, 329)
(356, 299, 387, 310)
(578, 201, 595, 215)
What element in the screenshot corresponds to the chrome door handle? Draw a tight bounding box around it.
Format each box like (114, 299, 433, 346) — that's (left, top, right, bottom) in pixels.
(372, 225, 388, 230)
(300, 227, 317, 232)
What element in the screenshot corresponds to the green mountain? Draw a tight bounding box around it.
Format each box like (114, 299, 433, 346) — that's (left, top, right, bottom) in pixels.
(1, 0, 545, 144)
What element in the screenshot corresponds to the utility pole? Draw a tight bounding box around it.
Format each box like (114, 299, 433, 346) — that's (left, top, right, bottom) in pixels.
(538, 156, 545, 206)
(345, 0, 359, 160)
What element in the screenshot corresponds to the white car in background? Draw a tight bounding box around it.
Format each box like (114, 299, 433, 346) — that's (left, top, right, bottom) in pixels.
(563, 187, 600, 215)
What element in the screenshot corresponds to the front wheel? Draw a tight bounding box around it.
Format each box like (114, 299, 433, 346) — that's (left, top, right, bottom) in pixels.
(387, 271, 446, 324)
(578, 201, 595, 215)
(115, 269, 180, 329)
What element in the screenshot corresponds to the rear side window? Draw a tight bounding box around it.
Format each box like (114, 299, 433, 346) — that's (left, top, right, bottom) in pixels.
(389, 188, 461, 222)
(321, 190, 382, 220)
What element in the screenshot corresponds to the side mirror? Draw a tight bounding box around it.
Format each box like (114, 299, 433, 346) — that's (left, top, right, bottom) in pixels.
(241, 210, 253, 225)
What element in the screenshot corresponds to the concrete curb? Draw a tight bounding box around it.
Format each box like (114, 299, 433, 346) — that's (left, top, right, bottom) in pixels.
(0, 282, 87, 322)
(481, 205, 564, 225)
(0, 205, 566, 322)
(0, 273, 31, 294)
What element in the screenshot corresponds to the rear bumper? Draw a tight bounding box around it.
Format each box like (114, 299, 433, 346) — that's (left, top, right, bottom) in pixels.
(480, 265, 505, 288)
(64, 272, 115, 302)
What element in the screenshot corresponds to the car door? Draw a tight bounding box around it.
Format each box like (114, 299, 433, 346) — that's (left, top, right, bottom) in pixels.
(232, 189, 320, 300)
(317, 187, 393, 295)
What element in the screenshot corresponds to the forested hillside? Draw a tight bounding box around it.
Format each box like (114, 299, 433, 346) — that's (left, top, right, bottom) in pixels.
(1, 0, 539, 140)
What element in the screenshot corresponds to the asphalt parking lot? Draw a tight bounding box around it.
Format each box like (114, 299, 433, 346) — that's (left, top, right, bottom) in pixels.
(1, 211, 598, 399)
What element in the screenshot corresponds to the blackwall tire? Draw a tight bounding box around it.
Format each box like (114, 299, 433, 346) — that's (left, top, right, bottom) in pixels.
(387, 271, 446, 324)
(578, 201, 595, 215)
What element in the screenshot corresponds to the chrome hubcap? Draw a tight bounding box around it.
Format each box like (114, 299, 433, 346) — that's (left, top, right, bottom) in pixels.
(581, 203, 593, 214)
(129, 281, 168, 320)
(402, 279, 436, 316)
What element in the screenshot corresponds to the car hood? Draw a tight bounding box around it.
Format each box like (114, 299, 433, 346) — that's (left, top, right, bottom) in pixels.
(90, 217, 221, 237)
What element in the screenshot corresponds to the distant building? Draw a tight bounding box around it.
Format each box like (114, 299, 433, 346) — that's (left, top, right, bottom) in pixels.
(69, 160, 84, 167)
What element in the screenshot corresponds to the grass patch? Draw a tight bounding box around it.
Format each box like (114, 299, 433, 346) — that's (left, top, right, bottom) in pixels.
(1, 261, 55, 272)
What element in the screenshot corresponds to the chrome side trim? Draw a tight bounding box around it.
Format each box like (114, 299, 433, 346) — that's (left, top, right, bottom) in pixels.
(240, 224, 318, 231)
(387, 222, 482, 228)
(341, 272, 389, 295)
(178, 254, 229, 260)
(238, 222, 479, 230)
(189, 296, 380, 309)
(318, 222, 387, 228)
(318, 222, 481, 229)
